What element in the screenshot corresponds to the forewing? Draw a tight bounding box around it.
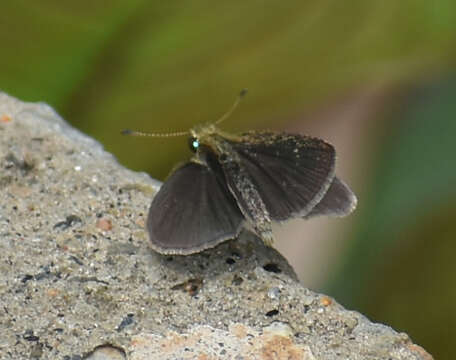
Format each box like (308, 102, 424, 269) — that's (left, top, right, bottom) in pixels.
(305, 176, 357, 218)
(147, 161, 244, 255)
(228, 131, 336, 221)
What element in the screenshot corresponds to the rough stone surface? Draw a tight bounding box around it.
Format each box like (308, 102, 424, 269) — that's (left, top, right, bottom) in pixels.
(0, 92, 433, 359)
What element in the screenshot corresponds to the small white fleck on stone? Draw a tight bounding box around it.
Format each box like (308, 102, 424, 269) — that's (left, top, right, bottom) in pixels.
(268, 287, 280, 300)
(74, 165, 82, 171)
(263, 321, 294, 337)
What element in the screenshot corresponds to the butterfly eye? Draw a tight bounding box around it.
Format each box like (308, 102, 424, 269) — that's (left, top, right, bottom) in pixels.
(188, 137, 199, 152)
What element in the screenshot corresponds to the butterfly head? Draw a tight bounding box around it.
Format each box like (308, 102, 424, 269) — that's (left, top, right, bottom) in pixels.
(188, 124, 219, 153)
(188, 136, 200, 153)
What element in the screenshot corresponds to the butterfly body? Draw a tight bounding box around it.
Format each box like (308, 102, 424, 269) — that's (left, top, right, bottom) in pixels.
(147, 124, 356, 255)
(193, 128, 274, 245)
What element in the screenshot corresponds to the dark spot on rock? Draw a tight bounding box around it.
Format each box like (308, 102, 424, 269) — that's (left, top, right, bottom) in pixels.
(69, 255, 83, 266)
(117, 313, 135, 332)
(171, 278, 203, 296)
(21, 274, 34, 283)
(54, 215, 82, 230)
(232, 275, 243, 286)
(304, 305, 310, 313)
(265, 309, 279, 317)
(34, 266, 52, 281)
(23, 333, 39, 342)
(226, 257, 235, 265)
(263, 263, 281, 273)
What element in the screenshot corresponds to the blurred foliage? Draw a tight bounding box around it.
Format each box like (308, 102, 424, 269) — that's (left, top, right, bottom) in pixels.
(326, 78, 456, 359)
(1, 1, 456, 178)
(1, 1, 456, 359)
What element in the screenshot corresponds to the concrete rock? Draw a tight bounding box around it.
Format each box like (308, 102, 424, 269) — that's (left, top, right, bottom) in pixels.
(0, 93, 432, 359)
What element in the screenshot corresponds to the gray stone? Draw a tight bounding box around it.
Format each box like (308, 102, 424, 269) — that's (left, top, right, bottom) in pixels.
(0, 92, 433, 359)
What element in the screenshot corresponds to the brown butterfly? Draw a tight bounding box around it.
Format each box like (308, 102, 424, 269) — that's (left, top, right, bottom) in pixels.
(123, 90, 357, 255)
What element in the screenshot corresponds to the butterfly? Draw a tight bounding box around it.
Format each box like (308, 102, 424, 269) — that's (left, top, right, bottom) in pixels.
(123, 90, 357, 255)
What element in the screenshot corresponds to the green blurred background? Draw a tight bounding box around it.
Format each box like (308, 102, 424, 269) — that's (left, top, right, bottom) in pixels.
(1, 1, 455, 358)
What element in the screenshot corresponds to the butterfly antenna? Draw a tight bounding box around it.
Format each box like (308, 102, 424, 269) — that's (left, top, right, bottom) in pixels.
(214, 88, 248, 126)
(121, 129, 189, 137)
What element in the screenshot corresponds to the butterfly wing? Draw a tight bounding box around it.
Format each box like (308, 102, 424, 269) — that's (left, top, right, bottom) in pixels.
(305, 176, 357, 218)
(147, 161, 244, 255)
(227, 131, 338, 221)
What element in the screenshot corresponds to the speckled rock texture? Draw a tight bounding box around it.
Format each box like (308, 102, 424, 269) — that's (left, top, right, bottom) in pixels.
(0, 92, 433, 360)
